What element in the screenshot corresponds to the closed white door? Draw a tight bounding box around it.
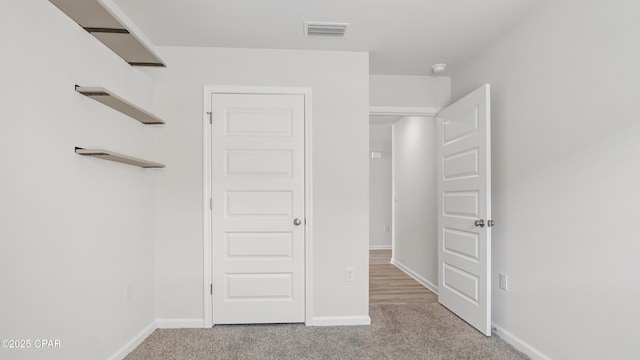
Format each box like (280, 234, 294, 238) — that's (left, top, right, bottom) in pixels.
(436, 84, 492, 335)
(211, 93, 305, 324)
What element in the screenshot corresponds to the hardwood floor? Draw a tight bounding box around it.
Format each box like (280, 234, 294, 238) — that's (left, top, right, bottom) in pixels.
(369, 250, 438, 305)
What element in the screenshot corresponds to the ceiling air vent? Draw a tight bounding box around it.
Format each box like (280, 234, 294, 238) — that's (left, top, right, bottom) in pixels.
(304, 21, 349, 38)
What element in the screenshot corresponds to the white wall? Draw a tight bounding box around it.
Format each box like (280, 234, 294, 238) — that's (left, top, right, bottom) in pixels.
(0, 1, 157, 359)
(369, 124, 393, 249)
(370, 75, 451, 107)
(151, 47, 370, 324)
(391, 117, 438, 291)
(451, 0, 640, 358)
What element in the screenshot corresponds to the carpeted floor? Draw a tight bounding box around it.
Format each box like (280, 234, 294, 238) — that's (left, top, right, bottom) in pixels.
(125, 304, 528, 360)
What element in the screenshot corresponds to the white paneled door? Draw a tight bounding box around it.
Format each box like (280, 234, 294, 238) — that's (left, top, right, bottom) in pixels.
(211, 93, 305, 324)
(436, 84, 492, 336)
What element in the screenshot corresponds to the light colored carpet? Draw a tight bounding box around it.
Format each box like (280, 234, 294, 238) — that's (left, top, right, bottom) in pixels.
(125, 304, 528, 360)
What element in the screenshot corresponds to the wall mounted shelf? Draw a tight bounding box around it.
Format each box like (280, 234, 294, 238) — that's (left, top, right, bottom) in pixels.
(75, 86, 165, 125)
(75, 147, 165, 168)
(50, 0, 166, 67)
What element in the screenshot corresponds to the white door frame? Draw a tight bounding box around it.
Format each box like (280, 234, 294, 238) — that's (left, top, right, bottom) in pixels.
(369, 106, 441, 117)
(369, 106, 441, 267)
(203, 86, 313, 327)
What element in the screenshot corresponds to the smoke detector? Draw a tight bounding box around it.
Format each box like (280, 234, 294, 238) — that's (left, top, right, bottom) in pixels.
(432, 63, 448, 74)
(304, 21, 350, 38)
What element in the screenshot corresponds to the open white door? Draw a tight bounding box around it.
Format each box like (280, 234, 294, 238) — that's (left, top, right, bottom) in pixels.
(436, 84, 492, 336)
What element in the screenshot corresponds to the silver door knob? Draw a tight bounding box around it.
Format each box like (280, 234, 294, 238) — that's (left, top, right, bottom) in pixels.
(293, 218, 302, 226)
(474, 219, 485, 228)
(487, 220, 495, 227)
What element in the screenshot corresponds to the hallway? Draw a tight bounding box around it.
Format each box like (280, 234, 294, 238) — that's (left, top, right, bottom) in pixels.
(369, 250, 438, 305)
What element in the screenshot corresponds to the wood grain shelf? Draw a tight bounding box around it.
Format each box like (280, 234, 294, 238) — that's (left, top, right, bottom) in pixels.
(49, 0, 166, 67)
(75, 86, 165, 125)
(75, 147, 165, 168)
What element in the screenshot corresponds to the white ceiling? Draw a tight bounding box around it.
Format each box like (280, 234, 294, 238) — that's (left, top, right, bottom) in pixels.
(112, 0, 540, 75)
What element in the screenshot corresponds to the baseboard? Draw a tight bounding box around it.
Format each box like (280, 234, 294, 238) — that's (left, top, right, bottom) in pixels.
(156, 318, 205, 329)
(492, 323, 552, 360)
(306, 315, 371, 326)
(390, 258, 439, 294)
(107, 321, 156, 360)
(369, 245, 392, 250)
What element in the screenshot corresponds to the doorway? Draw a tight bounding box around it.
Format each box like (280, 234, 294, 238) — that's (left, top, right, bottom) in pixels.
(369, 108, 440, 305)
(368, 84, 492, 335)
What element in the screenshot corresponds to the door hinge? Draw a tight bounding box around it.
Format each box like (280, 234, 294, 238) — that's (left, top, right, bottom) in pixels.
(207, 111, 212, 124)
(209, 198, 212, 210)
(210, 283, 213, 295)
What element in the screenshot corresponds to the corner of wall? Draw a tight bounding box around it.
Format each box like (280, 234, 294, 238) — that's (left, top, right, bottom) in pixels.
(107, 321, 156, 360)
(492, 323, 552, 360)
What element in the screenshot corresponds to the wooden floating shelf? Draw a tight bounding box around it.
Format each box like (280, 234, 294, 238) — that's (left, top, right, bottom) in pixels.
(75, 147, 165, 168)
(75, 86, 165, 125)
(49, 0, 166, 67)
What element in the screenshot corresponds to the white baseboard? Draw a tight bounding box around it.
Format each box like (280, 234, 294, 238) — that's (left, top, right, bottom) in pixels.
(390, 258, 439, 294)
(369, 245, 392, 250)
(306, 315, 371, 326)
(156, 318, 205, 329)
(492, 323, 552, 360)
(107, 321, 156, 360)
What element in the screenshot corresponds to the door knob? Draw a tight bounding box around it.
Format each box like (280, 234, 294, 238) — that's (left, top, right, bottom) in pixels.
(293, 218, 302, 226)
(474, 219, 485, 228)
(487, 219, 495, 227)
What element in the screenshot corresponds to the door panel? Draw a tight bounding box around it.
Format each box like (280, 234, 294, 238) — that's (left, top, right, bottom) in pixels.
(225, 232, 293, 259)
(443, 191, 479, 218)
(226, 274, 293, 299)
(443, 148, 479, 179)
(212, 93, 305, 324)
(225, 150, 293, 176)
(443, 228, 479, 261)
(225, 109, 294, 136)
(437, 84, 491, 336)
(225, 191, 293, 217)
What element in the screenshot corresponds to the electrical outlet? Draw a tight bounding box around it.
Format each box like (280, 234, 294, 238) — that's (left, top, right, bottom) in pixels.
(499, 273, 508, 291)
(125, 283, 133, 302)
(345, 267, 354, 282)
